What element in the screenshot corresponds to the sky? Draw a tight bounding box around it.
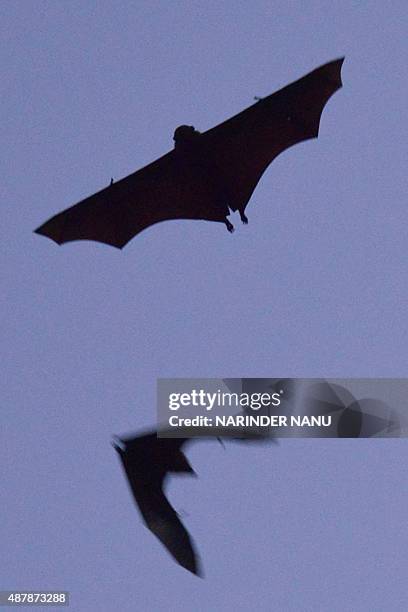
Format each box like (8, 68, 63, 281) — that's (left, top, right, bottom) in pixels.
(1, 1, 408, 610)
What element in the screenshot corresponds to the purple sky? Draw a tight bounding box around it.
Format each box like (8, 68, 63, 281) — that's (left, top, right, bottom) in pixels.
(2, 2, 407, 610)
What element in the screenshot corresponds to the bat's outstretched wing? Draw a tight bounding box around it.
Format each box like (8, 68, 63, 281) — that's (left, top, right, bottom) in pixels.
(114, 432, 202, 576)
(34, 149, 227, 249)
(203, 57, 344, 215)
(134, 483, 201, 576)
(35, 58, 343, 248)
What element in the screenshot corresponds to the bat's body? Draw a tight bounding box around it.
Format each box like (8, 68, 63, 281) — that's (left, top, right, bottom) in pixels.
(35, 58, 344, 248)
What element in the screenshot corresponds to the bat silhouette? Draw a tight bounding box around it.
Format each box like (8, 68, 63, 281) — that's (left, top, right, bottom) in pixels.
(35, 58, 344, 248)
(113, 426, 271, 576)
(112, 431, 201, 576)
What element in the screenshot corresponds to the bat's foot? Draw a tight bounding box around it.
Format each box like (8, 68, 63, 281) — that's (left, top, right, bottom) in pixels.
(225, 219, 234, 233)
(240, 212, 248, 224)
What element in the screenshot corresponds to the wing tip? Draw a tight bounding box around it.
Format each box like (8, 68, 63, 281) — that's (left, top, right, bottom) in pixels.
(33, 226, 63, 246)
(183, 556, 204, 577)
(312, 57, 345, 90)
(33, 226, 125, 249)
(327, 56, 345, 88)
(325, 56, 345, 68)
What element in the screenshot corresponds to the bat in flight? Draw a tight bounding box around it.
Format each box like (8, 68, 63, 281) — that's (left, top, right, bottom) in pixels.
(113, 427, 270, 576)
(35, 58, 344, 248)
(113, 431, 202, 576)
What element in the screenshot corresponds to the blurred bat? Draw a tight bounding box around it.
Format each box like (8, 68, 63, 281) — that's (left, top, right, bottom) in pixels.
(113, 431, 201, 576)
(113, 426, 272, 576)
(35, 58, 344, 248)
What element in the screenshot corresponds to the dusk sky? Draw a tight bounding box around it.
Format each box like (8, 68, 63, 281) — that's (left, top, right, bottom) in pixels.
(2, 2, 407, 610)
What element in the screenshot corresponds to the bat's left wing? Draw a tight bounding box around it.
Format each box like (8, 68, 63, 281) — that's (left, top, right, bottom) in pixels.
(202, 57, 344, 215)
(135, 483, 202, 576)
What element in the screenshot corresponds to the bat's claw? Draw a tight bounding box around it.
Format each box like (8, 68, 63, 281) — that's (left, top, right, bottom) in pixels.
(111, 435, 125, 453)
(225, 220, 234, 233)
(240, 213, 248, 225)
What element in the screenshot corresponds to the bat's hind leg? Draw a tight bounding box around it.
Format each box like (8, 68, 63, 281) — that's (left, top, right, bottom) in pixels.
(239, 208, 248, 224)
(225, 218, 234, 233)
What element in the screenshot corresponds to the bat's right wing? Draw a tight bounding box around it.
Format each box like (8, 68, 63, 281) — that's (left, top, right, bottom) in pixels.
(35, 148, 225, 249)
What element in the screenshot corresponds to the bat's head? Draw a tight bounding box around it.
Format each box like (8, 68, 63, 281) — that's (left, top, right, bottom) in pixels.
(173, 124, 195, 140)
(173, 125, 201, 149)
